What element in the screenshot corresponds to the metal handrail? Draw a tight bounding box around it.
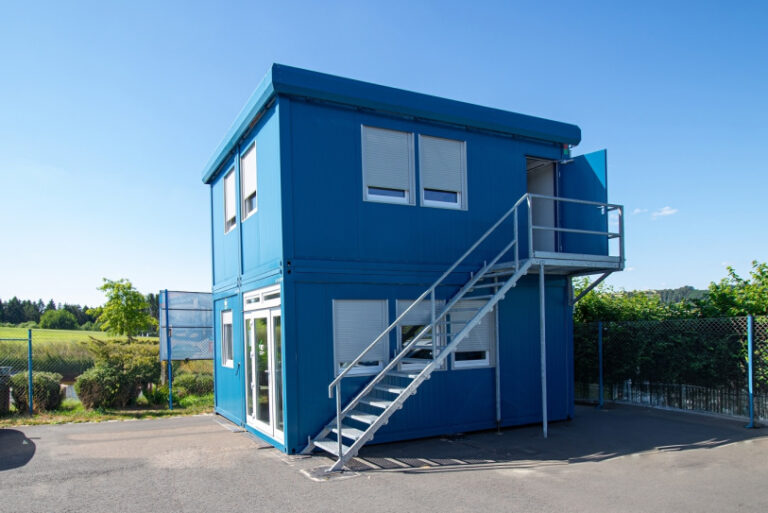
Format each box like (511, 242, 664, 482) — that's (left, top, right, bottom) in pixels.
(328, 192, 530, 395)
(322, 191, 625, 461)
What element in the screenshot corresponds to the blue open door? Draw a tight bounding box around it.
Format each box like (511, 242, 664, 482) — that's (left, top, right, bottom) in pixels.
(558, 150, 608, 255)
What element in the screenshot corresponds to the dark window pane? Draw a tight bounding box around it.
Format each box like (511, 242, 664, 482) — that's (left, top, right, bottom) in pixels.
(424, 189, 458, 203)
(456, 351, 486, 361)
(368, 187, 406, 198)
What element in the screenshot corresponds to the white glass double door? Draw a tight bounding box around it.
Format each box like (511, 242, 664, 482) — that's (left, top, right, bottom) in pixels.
(244, 307, 284, 443)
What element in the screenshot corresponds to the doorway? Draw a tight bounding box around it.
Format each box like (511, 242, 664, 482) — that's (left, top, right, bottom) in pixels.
(243, 287, 284, 443)
(526, 157, 557, 253)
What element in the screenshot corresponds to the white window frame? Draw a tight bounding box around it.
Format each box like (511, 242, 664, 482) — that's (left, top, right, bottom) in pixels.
(451, 301, 496, 369)
(418, 134, 467, 210)
(223, 166, 237, 233)
(243, 284, 281, 312)
(221, 310, 234, 368)
(396, 299, 446, 371)
(240, 141, 258, 221)
(361, 125, 415, 206)
(332, 299, 389, 377)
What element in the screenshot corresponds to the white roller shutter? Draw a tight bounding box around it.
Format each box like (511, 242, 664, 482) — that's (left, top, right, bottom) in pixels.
(240, 142, 257, 211)
(396, 299, 444, 325)
(333, 300, 389, 373)
(419, 135, 466, 194)
(224, 169, 236, 224)
(452, 300, 494, 352)
(362, 126, 414, 198)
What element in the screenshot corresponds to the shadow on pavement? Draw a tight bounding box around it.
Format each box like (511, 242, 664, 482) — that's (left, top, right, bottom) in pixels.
(331, 404, 764, 473)
(0, 429, 37, 471)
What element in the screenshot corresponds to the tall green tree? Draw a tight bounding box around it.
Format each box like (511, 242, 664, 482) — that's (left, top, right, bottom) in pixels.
(91, 279, 157, 339)
(697, 261, 768, 317)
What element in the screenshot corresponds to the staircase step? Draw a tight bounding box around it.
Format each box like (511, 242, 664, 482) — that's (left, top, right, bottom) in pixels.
(374, 384, 406, 395)
(448, 307, 482, 312)
(388, 371, 420, 379)
(347, 410, 378, 424)
(360, 398, 393, 409)
(331, 424, 366, 441)
(314, 439, 352, 457)
(470, 282, 501, 289)
(463, 294, 494, 300)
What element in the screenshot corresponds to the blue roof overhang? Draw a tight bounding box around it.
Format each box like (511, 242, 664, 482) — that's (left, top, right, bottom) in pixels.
(202, 64, 582, 184)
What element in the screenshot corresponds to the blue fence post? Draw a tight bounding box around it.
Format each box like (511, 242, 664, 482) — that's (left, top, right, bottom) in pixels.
(597, 321, 604, 409)
(746, 315, 755, 429)
(27, 329, 33, 414)
(165, 290, 173, 411)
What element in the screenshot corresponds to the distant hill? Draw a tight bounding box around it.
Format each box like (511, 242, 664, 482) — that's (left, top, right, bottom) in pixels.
(649, 286, 707, 304)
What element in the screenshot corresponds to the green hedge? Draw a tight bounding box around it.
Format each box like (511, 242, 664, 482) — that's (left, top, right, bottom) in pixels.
(10, 371, 63, 412)
(173, 373, 214, 396)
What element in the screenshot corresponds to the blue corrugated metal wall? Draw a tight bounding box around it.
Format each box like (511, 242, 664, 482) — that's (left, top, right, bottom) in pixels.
(211, 102, 285, 436)
(209, 93, 602, 454)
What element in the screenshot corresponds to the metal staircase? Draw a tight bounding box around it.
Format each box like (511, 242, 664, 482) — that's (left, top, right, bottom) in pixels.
(305, 193, 624, 472)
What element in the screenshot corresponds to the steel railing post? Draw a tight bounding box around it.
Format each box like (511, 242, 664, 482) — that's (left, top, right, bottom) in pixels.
(27, 329, 33, 414)
(514, 206, 519, 271)
(527, 195, 533, 258)
(165, 290, 173, 410)
(431, 290, 436, 361)
(746, 315, 755, 428)
(598, 321, 603, 409)
(336, 383, 342, 457)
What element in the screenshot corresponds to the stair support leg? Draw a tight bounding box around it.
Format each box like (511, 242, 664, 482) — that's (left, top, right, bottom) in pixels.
(539, 262, 548, 439)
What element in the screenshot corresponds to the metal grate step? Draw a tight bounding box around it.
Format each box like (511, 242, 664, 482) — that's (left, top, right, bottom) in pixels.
(331, 424, 366, 441)
(314, 439, 351, 457)
(360, 398, 393, 409)
(374, 384, 405, 395)
(347, 410, 378, 424)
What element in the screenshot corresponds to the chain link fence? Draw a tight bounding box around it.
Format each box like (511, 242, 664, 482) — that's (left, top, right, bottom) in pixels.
(575, 317, 767, 422)
(0, 331, 94, 414)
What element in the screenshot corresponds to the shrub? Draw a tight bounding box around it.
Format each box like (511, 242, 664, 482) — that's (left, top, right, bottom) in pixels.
(18, 321, 39, 329)
(75, 338, 160, 409)
(173, 373, 214, 396)
(75, 365, 138, 409)
(40, 310, 79, 330)
(10, 371, 63, 411)
(145, 385, 181, 406)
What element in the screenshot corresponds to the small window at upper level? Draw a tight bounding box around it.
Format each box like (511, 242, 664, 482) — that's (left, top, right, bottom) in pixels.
(361, 126, 415, 205)
(223, 167, 236, 233)
(240, 142, 257, 220)
(419, 135, 467, 210)
(221, 310, 234, 368)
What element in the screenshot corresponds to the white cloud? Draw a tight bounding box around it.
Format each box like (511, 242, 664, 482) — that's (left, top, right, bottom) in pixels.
(652, 206, 678, 219)
(632, 208, 648, 215)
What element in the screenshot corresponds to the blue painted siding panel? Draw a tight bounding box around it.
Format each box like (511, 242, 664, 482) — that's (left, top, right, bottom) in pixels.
(559, 150, 609, 255)
(286, 275, 572, 453)
(213, 293, 244, 425)
(240, 105, 283, 281)
(286, 99, 561, 270)
(211, 155, 239, 288)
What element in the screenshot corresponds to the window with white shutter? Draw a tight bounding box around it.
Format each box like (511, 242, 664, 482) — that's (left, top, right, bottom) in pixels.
(361, 126, 415, 205)
(418, 135, 467, 209)
(240, 142, 257, 219)
(333, 300, 389, 376)
(451, 300, 495, 368)
(396, 299, 445, 370)
(221, 310, 234, 368)
(223, 167, 236, 233)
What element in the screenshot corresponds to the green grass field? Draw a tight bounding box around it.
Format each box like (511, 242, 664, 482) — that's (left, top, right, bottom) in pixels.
(0, 327, 157, 344)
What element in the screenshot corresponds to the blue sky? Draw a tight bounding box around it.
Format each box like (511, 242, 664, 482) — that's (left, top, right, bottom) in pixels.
(1, 1, 766, 306)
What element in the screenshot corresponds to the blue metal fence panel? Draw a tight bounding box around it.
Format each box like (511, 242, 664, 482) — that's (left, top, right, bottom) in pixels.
(159, 291, 213, 361)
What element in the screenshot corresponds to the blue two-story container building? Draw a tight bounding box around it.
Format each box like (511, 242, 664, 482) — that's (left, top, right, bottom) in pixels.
(202, 64, 624, 471)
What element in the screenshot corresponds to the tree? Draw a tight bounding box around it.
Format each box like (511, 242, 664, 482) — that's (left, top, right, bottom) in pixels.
(4, 297, 24, 324)
(91, 278, 157, 339)
(572, 278, 684, 323)
(45, 299, 56, 312)
(40, 309, 79, 330)
(697, 261, 768, 317)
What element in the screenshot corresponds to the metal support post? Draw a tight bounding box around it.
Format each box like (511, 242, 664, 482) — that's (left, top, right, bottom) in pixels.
(539, 263, 548, 438)
(598, 321, 604, 409)
(27, 329, 33, 414)
(494, 290, 501, 432)
(746, 315, 755, 429)
(430, 290, 436, 361)
(165, 290, 173, 410)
